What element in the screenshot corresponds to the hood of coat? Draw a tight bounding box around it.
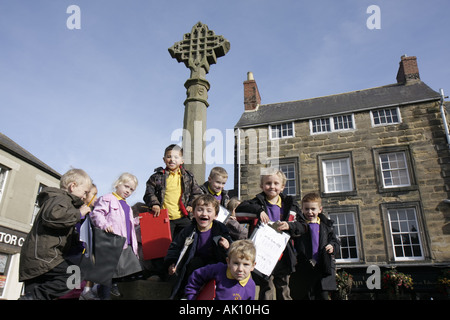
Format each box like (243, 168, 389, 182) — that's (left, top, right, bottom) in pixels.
(37, 187, 84, 208)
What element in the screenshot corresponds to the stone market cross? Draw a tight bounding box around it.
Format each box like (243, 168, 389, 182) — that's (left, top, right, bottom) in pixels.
(169, 22, 230, 182)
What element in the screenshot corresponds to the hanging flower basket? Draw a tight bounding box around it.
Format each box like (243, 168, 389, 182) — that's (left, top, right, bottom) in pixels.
(336, 270, 353, 300)
(382, 268, 414, 299)
(436, 268, 450, 297)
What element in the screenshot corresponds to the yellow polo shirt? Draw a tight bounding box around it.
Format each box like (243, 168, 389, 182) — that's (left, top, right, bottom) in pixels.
(266, 195, 282, 207)
(163, 168, 183, 220)
(207, 185, 222, 197)
(226, 268, 251, 287)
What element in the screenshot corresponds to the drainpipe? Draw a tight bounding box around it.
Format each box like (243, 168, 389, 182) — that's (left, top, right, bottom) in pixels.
(237, 128, 241, 199)
(439, 88, 450, 149)
(439, 88, 450, 204)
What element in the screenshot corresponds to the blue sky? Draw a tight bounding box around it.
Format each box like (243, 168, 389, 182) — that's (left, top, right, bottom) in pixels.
(1, 0, 449, 205)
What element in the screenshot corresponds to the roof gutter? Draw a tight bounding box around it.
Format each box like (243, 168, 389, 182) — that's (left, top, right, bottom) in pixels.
(235, 96, 441, 129)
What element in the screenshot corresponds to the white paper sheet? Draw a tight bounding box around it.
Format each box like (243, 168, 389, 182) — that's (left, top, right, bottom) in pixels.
(250, 222, 291, 277)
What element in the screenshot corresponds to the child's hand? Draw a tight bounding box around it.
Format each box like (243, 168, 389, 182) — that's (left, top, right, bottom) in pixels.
(152, 205, 161, 217)
(80, 205, 91, 217)
(105, 225, 114, 233)
(276, 221, 290, 231)
(218, 237, 230, 250)
(186, 206, 193, 213)
(259, 211, 270, 224)
(168, 263, 176, 275)
(325, 244, 334, 254)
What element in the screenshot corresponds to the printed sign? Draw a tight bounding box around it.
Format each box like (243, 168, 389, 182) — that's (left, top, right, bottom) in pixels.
(250, 222, 290, 277)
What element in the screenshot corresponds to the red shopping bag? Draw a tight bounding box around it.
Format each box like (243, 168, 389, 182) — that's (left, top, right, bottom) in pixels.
(139, 209, 172, 260)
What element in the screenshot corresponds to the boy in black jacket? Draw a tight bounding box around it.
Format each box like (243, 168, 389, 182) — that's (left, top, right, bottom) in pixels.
(143, 144, 202, 281)
(235, 168, 307, 300)
(164, 194, 232, 299)
(143, 144, 202, 238)
(19, 169, 92, 300)
(199, 166, 230, 208)
(293, 192, 340, 300)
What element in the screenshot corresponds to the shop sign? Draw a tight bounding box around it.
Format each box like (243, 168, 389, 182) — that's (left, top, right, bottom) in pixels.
(0, 226, 26, 253)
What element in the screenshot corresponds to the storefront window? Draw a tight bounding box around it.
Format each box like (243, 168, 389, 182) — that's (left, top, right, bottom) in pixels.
(0, 253, 11, 298)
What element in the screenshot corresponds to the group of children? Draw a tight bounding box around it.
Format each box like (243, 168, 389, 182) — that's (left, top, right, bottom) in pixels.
(18, 143, 340, 301)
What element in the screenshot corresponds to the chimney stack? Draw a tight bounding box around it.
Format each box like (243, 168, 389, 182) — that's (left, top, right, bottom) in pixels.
(243, 72, 261, 111)
(396, 55, 420, 84)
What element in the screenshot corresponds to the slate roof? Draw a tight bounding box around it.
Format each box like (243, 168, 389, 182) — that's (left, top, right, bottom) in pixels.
(0, 132, 61, 179)
(235, 81, 441, 128)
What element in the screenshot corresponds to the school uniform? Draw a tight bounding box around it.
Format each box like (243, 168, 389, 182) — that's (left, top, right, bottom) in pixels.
(236, 192, 307, 300)
(185, 262, 255, 300)
(199, 181, 230, 207)
(144, 166, 202, 238)
(164, 220, 233, 299)
(293, 213, 340, 300)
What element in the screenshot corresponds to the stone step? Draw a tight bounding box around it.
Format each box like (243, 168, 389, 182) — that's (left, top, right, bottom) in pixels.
(112, 280, 172, 300)
(111, 279, 262, 300)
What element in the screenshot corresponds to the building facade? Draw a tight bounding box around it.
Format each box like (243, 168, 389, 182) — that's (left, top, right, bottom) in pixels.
(0, 133, 60, 299)
(235, 56, 450, 298)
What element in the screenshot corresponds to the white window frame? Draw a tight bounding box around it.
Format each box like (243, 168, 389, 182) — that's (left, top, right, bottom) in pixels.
(322, 158, 353, 193)
(269, 122, 295, 140)
(379, 152, 411, 188)
(310, 118, 331, 134)
(279, 163, 297, 196)
(387, 207, 424, 261)
(0, 165, 10, 205)
(371, 107, 401, 127)
(31, 183, 46, 225)
(373, 146, 417, 193)
(329, 211, 360, 263)
(310, 114, 355, 135)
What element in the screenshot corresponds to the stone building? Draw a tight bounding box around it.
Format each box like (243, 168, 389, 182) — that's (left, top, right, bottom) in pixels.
(234, 55, 450, 298)
(0, 132, 60, 299)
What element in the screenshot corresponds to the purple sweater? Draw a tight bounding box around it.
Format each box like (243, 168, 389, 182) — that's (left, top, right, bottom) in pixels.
(265, 199, 282, 221)
(185, 262, 255, 300)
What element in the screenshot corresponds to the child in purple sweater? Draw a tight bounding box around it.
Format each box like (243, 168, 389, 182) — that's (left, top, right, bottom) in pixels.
(185, 240, 256, 300)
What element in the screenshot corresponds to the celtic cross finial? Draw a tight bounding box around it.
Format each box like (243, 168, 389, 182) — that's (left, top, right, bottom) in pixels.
(169, 22, 230, 79)
(167, 22, 229, 183)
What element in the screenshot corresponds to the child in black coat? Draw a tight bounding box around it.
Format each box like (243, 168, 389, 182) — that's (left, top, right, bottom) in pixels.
(235, 168, 307, 300)
(19, 169, 92, 300)
(293, 192, 340, 300)
(164, 194, 233, 299)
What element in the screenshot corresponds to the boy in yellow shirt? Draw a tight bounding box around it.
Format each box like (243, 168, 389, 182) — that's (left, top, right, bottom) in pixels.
(143, 144, 202, 281)
(144, 144, 203, 238)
